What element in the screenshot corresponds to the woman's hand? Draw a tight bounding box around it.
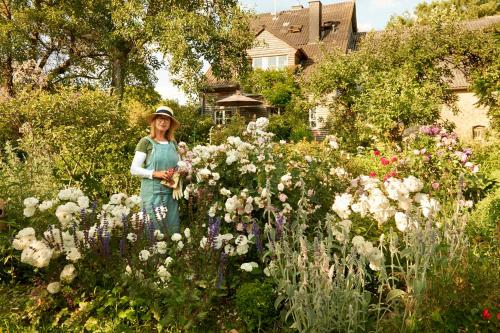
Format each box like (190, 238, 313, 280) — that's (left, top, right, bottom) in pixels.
(152, 170, 170, 180)
(153, 169, 176, 180)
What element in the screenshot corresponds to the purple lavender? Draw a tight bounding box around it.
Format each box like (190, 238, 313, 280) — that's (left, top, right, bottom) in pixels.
(252, 221, 264, 255)
(119, 238, 126, 257)
(216, 252, 228, 289)
(208, 217, 221, 249)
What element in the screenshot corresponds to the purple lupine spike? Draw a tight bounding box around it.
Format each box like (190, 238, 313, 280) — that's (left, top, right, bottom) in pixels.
(102, 216, 109, 234)
(148, 219, 156, 244)
(208, 217, 221, 249)
(90, 201, 97, 225)
(96, 225, 103, 254)
(83, 228, 89, 247)
(141, 207, 148, 231)
(252, 221, 264, 255)
(119, 238, 126, 257)
(122, 214, 128, 234)
(275, 214, 285, 241)
(216, 252, 228, 289)
(80, 208, 87, 228)
(103, 232, 111, 256)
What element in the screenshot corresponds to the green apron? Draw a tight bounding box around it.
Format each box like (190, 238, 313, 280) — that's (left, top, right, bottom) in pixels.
(140, 137, 180, 234)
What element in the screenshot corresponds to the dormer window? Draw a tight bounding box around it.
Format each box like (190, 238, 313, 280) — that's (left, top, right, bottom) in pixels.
(322, 20, 339, 31)
(288, 25, 302, 33)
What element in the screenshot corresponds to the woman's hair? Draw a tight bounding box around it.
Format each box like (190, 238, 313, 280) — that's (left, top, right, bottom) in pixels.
(149, 116, 178, 141)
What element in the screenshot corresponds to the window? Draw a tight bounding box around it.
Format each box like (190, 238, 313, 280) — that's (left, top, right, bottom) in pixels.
(251, 55, 288, 70)
(278, 55, 287, 68)
(252, 57, 263, 69)
(214, 110, 233, 125)
(309, 108, 317, 129)
(268, 56, 277, 69)
(472, 125, 486, 140)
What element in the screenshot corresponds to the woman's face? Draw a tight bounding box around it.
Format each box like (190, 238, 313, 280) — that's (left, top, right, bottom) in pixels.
(154, 116, 171, 132)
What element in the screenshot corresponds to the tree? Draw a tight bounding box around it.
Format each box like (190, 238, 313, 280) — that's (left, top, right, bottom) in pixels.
(306, 8, 499, 147)
(0, 1, 254, 99)
(241, 68, 300, 108)
(415, 0, 499, 21)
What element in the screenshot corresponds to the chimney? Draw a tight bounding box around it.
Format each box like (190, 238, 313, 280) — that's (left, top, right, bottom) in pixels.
(309, 1, 322, 42)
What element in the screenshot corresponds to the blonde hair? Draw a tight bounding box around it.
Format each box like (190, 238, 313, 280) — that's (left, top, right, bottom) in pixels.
(149, 116, 178, 141)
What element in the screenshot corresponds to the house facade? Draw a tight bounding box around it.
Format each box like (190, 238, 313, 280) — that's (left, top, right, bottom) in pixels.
(201, 1, 498, 141)
(201, 0, 358, 136)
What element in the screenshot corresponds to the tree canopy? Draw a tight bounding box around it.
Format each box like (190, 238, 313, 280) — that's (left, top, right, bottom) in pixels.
(306, 8, 499, 147)
(0, 0, 254, 99)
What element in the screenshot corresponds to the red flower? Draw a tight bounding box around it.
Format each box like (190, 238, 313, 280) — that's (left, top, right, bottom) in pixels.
(482, 308, 492, 320)
(369, 171, 377, 178)
(391, 156, 398, 162)
(380, 157, 390, 166)
(374, 150, 381, 156)
(496, 312, 500, 321)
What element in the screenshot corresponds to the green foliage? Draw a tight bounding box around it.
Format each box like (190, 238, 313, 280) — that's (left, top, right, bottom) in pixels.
(415, 0, 499, 21)
(307, 9, 498, 147)
(162, 100, 213, 145)
(414, 250, 500, 332)
(1, 0, 254, 98)
(235, 281, 278, 331)
(209, 114, 247, 145)
(0, 88, 141, 197)
(242, 69, 300, 108)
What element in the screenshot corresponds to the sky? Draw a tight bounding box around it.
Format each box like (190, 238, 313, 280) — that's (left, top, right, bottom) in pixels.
(155, 0, 427, 105)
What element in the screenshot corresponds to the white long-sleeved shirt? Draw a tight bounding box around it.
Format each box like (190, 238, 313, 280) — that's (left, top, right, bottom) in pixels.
(130, 141, 171, 179)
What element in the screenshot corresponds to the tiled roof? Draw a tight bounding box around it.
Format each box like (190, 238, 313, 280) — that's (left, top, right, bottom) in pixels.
(463, 15, 500, 30)
(250, 1, 356, 57)
(204, 1, 357, 86)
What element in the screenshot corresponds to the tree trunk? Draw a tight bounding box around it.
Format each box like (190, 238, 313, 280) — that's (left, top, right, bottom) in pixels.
(1, 1, 14, 98)
(110, 40, 132, 100)
(0, 55, 14, 98)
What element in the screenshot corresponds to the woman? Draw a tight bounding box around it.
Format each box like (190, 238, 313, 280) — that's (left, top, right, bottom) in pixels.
(130, 106, 181, 234)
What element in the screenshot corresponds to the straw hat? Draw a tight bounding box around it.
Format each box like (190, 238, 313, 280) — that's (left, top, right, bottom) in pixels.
(146, 106, 180, 128)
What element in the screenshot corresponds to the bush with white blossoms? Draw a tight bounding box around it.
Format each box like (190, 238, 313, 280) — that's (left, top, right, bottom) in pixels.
(13, 187, 200, 292)
(178, 118, 351, 273)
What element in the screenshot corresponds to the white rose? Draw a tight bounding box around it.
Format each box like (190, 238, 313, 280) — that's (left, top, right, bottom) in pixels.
(47, 282, 61, 294)
(77, 196, 90, 209)
(183, 228, 191, 239)
(65, 247, 82, 262)
(164, 257, 173, 267)
(156, 241, 167, 254)
(38, 200, 54, 211)
(236, 243, 249, 255)
(23, 197, 39, 208)
(23, 206, 36, 218)
(171, 233, 182, 242)
(394, 212, 408, 232)
(139, 249, 150, 261)
(200, 236, 208, 248)
(127, 233, 137, 243)
(60, 264, 77, 283)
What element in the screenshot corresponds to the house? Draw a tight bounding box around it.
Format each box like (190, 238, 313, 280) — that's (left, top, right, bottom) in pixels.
(439, 16, 500, 141)
(202, 1, 499, 141)
(201, 0, 359, 135)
